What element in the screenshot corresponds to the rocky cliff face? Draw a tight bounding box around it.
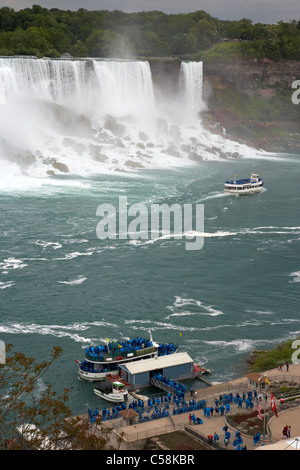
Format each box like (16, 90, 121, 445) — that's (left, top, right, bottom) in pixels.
(149, 59, 300, 154)
(149, 59, 182, 99)
(202, 60, 300, 153)
(203, 60, 300, 90)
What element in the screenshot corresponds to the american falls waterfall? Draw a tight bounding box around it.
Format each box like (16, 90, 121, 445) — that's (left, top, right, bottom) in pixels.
(0, 57, 256, 184)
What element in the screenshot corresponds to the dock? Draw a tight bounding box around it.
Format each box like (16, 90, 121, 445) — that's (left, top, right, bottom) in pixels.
(195, 375, 212, 386)
(149, 376, 179, 395)
(193, 364, 212, 386)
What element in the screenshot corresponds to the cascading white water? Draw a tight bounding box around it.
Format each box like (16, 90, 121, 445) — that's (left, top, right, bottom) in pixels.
(0, 57, 90, 105)
(179, 61, 205, 121)
(0, 58, 159, 179)
(0, 57, 258, 185)
(93, 60, 156, 120)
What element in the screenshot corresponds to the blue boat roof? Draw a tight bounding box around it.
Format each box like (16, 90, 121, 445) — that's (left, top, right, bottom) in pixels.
(225, 178, 262, 185)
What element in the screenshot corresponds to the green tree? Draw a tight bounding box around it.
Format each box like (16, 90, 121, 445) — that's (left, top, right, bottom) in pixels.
(0, 344, 108, 450)
(0, 7, 17, 31)
(1, 6, 300, 60)
(46, 25, 71, 53)
(86, 29, 118, 57)
(9, 26, 58, 57)
(225, 18, 254, 40)
(191, 19, 217, 50)
(70, 40, 88, 57)
(171, 32, 197, 55)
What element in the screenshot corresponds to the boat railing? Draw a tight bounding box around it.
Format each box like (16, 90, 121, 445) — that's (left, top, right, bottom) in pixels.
(225, 177, 262, 186)
(84, 345, 157, 362)
(84, 342, 178, 362)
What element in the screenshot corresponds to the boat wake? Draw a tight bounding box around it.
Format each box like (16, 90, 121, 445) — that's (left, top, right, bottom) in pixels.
(58, 275, 87, 285)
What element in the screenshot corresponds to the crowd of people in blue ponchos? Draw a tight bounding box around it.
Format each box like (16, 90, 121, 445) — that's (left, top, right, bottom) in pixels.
(83, 338, 177, 362)
(151, 373, 186, 397)
(87, 388, 266, 449)
(157, 343, 178, 356)
(88, 403, 128, 424)
(79, 360, 111, 373)
(84, 337, 154, 361)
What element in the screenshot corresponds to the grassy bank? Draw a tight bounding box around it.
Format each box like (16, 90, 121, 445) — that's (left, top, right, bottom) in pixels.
(248, 339, 299, 372)
(202, 84, 300, 153)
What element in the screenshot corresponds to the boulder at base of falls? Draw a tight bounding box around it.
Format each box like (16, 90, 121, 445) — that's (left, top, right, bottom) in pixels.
(47, 158, 69, 173)
(103, 114, 126, 136)
(124, 160, 144, 169)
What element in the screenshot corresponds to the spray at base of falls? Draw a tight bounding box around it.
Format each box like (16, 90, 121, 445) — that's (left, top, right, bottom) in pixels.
(0, 57, 261, 185)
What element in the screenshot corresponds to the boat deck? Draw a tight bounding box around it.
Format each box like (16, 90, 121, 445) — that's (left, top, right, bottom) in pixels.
(105, 373, 130, 388)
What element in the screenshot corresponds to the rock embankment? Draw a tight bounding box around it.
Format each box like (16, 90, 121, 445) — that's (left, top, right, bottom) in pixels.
(149, 59, 300, 153)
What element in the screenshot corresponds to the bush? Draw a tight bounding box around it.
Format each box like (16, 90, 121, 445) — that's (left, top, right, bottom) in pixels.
(250, 339, 298, 372)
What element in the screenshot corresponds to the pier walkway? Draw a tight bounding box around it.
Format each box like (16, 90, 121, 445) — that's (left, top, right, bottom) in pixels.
(83, 364, 300, 451)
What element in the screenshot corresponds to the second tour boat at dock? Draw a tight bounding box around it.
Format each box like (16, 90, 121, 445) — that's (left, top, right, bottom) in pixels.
(94, 381, 129, 403)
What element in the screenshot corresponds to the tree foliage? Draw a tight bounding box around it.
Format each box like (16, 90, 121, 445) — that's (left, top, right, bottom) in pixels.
(249, 339, 298, 373)
(0, 344, 108, 450)
(0, 5, 299, 60)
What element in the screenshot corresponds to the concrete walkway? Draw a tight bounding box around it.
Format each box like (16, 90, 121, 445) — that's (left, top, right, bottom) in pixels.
(92, 364, 300, 450)
(116, 391, 265, 450)
(269, 407, 300, 442)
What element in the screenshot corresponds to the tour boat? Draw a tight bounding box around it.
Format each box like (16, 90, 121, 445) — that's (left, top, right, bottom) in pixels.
(224, 173, 264, 195)
(94, 381, 129, 403)
(76, 331, 178, 382)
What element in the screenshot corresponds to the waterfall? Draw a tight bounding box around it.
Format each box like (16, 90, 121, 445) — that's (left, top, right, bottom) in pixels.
(179, 61, 204, 120)
(0, 57, 159, 177)
(0, 57, 90, 105)
(0, 57, 155, 116)
(0, 57, 254, 183)
(93, 60, 155, 119)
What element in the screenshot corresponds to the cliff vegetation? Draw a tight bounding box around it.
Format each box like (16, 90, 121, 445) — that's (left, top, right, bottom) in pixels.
(248, 339, 300, 372)
(0, 5, 299, 61)
(1, 5, 299, 153)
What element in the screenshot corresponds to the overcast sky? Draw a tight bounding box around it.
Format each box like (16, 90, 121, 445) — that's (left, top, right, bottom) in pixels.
(5, 0, 299, 24)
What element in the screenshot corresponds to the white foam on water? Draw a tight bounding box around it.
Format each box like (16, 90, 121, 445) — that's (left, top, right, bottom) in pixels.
(53, 251, 94, 261)
(165, 311, 198, 319)
(0, 322, 93, 343)
(0, 281, 15, 289)
(0, 257, 28, 273)
(0, 320, 117, 343)
(168, 296, 224, 317)
(203, 338, 260, 353)
(0, 57, 269, 190)
(127, 230, 237, 248)
(196, 191, 228, 203)
(35, 240, 62, 250)
(62, 238, 89, 245)
(58, 275, 87, 285)
(290, 271, 300, 283)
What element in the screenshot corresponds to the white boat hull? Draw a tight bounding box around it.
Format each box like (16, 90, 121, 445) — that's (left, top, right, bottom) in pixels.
(94, 388, 128, 403)
(77, 331, 178, 382)
(224, 173, 264, 195)
(224, 187, 264, 195)
(78, 369, 108, 382)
